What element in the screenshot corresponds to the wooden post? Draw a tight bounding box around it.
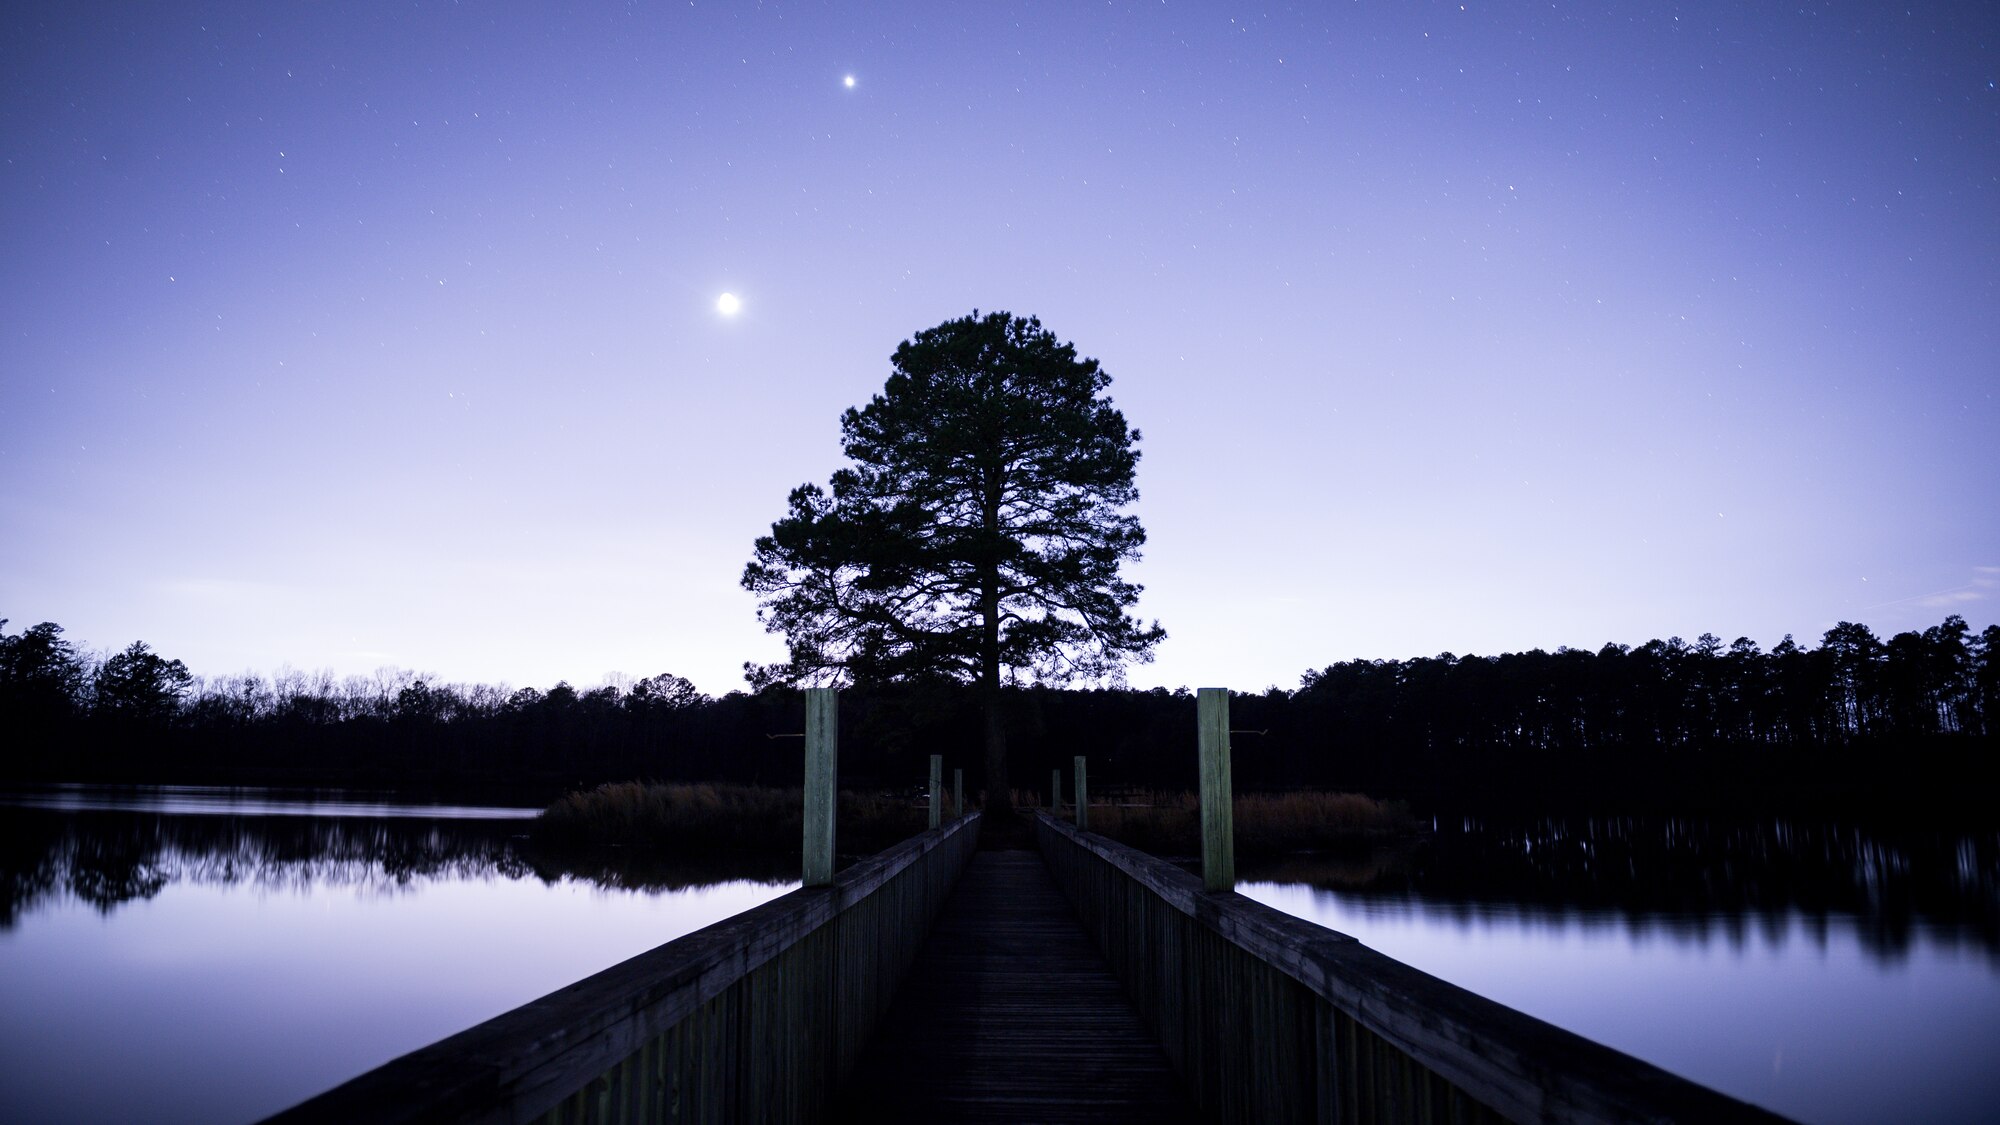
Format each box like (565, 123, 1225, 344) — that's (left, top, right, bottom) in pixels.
(803, 688, 838, 886)
(928, 754, 942, 830)
(1074, 755, 1089, 830)
(1050, 769, 1061, 811)
(1198, 687, 1235, 892)
(953, 768, 964, 820)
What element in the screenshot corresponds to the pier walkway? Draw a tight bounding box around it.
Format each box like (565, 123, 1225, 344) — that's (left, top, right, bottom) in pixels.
(836, 848, 1197, 1124)
(268, 805, 1792, 1125)
(264, 686, 1795, 1123)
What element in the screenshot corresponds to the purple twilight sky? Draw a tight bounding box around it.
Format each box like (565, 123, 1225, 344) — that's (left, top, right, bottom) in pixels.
(3, 2, 1996, 697)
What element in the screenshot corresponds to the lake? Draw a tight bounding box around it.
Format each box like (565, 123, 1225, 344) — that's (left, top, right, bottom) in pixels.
(0, 786, 797, 1124)
(1240, 816, 2000, 1125)
(5, 792, 1997, 1124)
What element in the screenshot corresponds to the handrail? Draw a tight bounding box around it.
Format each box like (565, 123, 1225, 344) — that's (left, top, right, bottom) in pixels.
(1035, 812, 1790, 1124)
(267, 812, 981, 1125)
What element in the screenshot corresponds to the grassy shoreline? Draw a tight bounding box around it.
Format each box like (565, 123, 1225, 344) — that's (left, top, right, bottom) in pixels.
(533, 781, 929, 857)
(536, 781, 1416, 861)
(1078, 789, 1419, 858)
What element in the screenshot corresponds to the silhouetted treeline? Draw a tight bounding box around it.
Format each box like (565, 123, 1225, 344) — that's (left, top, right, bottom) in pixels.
(3, 615, 1995, 819)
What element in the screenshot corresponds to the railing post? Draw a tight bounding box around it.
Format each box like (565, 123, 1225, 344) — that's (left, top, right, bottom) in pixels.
(953, 768, 964, 819)
(928, 754, 943, 830)
(803, 687, 838, 886)
(1198, 687, 1235, 892)
(1074, 755, 1089, 830)
(1050, 769, 1061, 812)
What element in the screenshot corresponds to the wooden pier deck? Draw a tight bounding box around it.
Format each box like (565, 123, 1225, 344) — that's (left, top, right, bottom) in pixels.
(836, 847, 1199, 1124)
(269, 799, 1790, 1125)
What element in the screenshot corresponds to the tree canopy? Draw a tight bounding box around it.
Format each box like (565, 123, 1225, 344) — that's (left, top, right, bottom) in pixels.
(742, 311, 1165, 809)
(0, 619, 87, 734)
(94, 641, 193, 724)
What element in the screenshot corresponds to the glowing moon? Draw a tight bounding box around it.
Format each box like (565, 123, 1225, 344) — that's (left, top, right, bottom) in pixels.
(843, 74, 856, 88)
(716, 292, 742, 316)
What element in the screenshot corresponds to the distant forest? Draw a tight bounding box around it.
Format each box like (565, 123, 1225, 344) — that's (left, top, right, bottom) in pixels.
(3, 614, 1995, 821)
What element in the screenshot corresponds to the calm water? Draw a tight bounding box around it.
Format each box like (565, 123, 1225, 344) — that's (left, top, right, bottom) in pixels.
(0, 787, 797, 1124)
(1240, 817, 2000, 1125)
(9, 795, 1998, 1125)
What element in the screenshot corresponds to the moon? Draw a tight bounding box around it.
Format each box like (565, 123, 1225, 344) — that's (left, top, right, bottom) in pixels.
(716, 292, 742, 316)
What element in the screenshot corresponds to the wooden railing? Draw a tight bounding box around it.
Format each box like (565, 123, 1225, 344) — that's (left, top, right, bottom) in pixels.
(267, 813, 981, 1125)
(1034, 812, 1791, 1125)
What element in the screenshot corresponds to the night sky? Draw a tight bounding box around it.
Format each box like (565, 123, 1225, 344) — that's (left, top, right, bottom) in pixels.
(4, 2, 1996, 696)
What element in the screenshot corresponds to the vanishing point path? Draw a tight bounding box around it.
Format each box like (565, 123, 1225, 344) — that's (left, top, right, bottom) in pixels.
(837, 835, 1199, 1124)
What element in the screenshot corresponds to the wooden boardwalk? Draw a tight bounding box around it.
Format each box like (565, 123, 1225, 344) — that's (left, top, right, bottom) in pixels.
(836, 848, 1199, 1124)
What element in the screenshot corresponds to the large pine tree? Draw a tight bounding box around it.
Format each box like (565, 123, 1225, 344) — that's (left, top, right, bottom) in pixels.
(742, 311, 1164, 812)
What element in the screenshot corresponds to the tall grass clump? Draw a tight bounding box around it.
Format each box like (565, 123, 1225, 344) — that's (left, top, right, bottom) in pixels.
(533, 781, 926, 857)
(1085, 789, 1417, 858)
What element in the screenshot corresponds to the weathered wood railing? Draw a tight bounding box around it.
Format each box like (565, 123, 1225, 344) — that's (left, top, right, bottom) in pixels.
(268, 813, 980, 1125)
(1034, 812, 1790, 1125)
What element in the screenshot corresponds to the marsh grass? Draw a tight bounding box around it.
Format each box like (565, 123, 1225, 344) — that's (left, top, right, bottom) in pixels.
(1081, 789, 1417, 858)
(534, 781, 926, 858)
(536, 781, 1411, 864)
(523, 846, 801, 892)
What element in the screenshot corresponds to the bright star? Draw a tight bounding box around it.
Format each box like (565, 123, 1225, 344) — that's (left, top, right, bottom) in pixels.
(716, 292, 742, 316)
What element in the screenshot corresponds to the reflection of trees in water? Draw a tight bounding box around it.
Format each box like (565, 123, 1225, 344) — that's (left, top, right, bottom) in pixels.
(1242, 817, 2000, 964)
(66, 835, 172, 911)
(15, 807, 1994, 965)
(527, 849, 796, 892)
(0, 809, 790, 928)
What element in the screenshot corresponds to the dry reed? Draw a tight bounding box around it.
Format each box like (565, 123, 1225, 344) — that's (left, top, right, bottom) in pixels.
(534, 781, 926, 856)
(1082, 789, 1416, 857)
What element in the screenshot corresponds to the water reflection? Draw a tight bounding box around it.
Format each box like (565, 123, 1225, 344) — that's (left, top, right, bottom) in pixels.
(0, 788, 800, 1125)
(1, 797, 795, 930)
(1241, 816, 2000, 965)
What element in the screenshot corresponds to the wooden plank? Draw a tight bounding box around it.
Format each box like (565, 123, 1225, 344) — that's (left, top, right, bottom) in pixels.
(837, 852, 1198, 1124)
(265, 815, 980, 1124)
(803, 687, 838, 887)
(930, 754, 943, 830)
(1074, 755, 1089, 830)
(1034, 813, 1793, 1125)
(1197, 687, 1236, 893)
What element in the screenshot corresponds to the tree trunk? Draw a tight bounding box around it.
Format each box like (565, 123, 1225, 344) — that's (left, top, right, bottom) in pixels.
(979, 555, 1011, 814)
(980, 462, 1011, 815)
(982, 671, 1010, 815)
